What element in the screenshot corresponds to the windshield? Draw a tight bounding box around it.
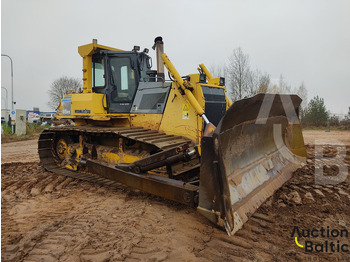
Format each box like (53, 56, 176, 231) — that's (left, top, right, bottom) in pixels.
(110, 57, 137, 102)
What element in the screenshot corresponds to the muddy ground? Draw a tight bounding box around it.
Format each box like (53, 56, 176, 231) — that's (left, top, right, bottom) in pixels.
(1, 130, 350, 261)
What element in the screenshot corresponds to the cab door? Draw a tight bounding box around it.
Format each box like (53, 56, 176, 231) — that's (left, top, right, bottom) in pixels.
(107, 54, 139, 113)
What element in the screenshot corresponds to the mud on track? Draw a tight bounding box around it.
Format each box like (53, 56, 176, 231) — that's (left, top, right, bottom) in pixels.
(1, 139, 350, 261)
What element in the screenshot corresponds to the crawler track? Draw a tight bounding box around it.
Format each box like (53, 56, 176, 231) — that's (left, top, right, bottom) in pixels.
(38, 126, 199, 207)
(38, 126, 192, 181)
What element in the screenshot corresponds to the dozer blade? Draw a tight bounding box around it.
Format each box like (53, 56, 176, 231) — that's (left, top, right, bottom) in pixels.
(198, 93, 306, 235)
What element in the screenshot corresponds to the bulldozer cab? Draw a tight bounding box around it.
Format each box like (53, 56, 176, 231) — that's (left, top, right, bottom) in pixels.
(92, 51, 146, 113)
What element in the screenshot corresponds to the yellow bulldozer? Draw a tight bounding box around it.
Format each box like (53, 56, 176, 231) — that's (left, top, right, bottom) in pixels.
(39, 37, 306, 235)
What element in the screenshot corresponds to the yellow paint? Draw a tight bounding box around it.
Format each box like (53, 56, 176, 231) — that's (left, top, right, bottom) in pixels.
(63, 147, 82, 171)
(102, 152, 141, 164)
(159, 84, 199, 144)
(199, 64, 213, 80)
(188, 73, 200, 84)
(65, 164, 77, 171)
(75, 148, 83, 159)
(71, 93, 107, 115)
(82, 55, 92, 93)
(78, 42, 122, 57)
(207, 77, 221, 86)
(56, 93, 108, 119)
(130, 114, 163, 131)
(193, 83, 205, 147)
(78, 42, 122, 93)
(162, 53, 205, 116)
(295, 237, 304, 248)
(56, 138, 68, 160)
(225, 92, 232, 108)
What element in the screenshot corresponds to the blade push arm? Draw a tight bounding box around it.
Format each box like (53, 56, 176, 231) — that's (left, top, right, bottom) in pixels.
(198, 64, 213, 80)
(161, 53, 211, 125)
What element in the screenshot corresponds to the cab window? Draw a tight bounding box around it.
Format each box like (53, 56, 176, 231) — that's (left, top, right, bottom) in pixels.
(93, 57, 105, 88)
(110, 57, 137, 102)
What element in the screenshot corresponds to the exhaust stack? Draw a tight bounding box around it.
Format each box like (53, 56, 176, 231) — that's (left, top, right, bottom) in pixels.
(152, 36, 164, 82)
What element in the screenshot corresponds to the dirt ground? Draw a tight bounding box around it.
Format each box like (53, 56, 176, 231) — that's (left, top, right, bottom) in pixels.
(302, 130, 350, 145)
(1, 139, 39, 164)
(1, 130, 350, 261)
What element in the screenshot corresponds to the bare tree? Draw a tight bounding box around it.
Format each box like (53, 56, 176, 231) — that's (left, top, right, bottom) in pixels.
(212, 47, 304, 102)
(246, 69, 258, 97)
(267, 74, 292, 94)
(346, 107, 350, 120)
(246, 70, 271, 96)
(226, 48, 252, 101)
(47, 76, 82, 110)
(268, 84, 278, 94)
(277, 74, 291, 94)
(257, 71, 271, 94)
(209, 63, 227, 78)
(296, 82, 308, 110)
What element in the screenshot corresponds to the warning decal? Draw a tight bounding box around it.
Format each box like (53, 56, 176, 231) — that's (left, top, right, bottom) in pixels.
(182, 103, 190, 119)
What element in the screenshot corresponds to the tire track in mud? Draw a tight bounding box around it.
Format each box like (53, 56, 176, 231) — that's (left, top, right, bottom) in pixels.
(2, 163, 76, 261)
(2, 163, 176, 262)
(2, 144, 350, 261)
(21, 201, 145, 262)
(1, 164, 144, 261)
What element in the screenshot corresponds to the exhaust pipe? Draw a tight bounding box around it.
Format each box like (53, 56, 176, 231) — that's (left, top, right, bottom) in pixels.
(152, 36, 164, 82)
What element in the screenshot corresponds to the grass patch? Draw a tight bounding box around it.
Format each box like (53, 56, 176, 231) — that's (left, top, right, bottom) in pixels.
(1, 123, 50, 144)
(1, 124, 12, 134)
(26, 123, 50, 135)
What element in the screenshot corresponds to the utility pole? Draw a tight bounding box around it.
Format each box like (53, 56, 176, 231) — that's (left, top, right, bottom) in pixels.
(2, 54, 14, 133)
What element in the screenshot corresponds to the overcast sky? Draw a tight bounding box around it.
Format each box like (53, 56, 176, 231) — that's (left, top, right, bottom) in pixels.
(1, 0, 350, 115)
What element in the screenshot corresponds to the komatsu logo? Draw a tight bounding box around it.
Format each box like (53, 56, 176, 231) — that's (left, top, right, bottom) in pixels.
(292, 226, 349, 253)
(75, 109, 91, 114)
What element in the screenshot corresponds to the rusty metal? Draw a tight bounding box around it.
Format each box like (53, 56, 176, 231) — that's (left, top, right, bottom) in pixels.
(116, 144, 191, 173)
(87, 160, 198, 207)
(198, 93, 306, 235)
(153, 36, 165, 82)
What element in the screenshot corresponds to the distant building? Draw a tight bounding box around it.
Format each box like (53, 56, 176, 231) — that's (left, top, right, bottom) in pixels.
(26, 110, 41, 123)
(1, 109, 10, 124)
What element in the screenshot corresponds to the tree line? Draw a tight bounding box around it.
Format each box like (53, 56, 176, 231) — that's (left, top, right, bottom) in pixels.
(210, 47, 349, 127)
(210, 47, 308, 107)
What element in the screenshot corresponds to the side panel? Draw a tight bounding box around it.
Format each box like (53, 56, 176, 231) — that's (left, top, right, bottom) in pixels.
(130, 114, 163, 131)
(131, 82, 171, 114)
(201, 85, 227, 126)
(57, 93, 107, 119)
(158, 83, 202, 144)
